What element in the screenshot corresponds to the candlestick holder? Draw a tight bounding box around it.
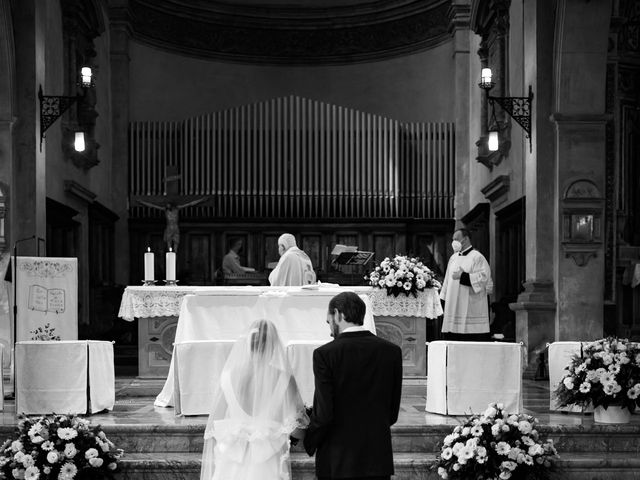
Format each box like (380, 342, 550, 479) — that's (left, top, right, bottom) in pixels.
(164, 279, 179, 286)
(142, 280, 157, 286)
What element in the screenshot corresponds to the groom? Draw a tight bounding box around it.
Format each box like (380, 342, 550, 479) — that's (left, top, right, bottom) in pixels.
(304, 292, 403, 480)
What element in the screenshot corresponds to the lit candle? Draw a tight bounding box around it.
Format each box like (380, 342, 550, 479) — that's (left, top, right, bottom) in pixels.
(144, 247, 154, 281)
(166, 247, 176, 281)
(481, 68, 492, 84)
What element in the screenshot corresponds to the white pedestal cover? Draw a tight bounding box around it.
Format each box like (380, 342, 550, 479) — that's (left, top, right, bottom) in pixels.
(16, 341, 114, 414)
(426, 341, 523, 415)
(547, 341, 590, 412)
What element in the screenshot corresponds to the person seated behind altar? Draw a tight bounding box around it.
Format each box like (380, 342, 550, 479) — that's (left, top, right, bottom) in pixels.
(222, 238, 255, 275)
(268, 233, 317, 286)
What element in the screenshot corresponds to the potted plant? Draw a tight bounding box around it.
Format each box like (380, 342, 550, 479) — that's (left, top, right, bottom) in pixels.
(0, 414, 123, 479)
(365, 255, 440, 297)
(554, 337, 640, 423)
(432, 403, 558, 480)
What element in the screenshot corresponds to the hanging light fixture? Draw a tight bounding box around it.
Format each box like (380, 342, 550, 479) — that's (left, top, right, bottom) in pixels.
(74, 132, 86, 152)
(38, 66, 95, 150)
(479, 67, 533, 152)
(80, 67, 93, 87)
(488, 130, 499, 152)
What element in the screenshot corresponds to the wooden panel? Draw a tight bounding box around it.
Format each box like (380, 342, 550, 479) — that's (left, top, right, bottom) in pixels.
(182, 234, 211, 285)
(373, 234, 395, 263)
(301, 234, 321, 271)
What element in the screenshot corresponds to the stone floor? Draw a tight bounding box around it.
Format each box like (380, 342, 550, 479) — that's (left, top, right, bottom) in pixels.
(1, 376, 637, 427)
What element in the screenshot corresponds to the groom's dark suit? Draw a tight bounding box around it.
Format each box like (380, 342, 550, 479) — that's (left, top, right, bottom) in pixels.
(303, 330, 403, 480)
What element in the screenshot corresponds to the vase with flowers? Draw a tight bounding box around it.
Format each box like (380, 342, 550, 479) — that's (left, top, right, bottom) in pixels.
(365, 255, 440, 298)
(432, 402, 558, 480)
(554, 337, 640, 423)
(0, 414, 123, 480)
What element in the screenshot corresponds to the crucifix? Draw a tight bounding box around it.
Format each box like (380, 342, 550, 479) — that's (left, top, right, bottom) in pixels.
(132, 166, 208, 252)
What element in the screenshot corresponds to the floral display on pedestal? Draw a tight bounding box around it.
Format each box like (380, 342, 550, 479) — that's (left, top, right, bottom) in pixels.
(554, 337, 640, 423)
(431, 402, 558, 480)
(366, 255, 440, 297)
(0, 414, 123, 480)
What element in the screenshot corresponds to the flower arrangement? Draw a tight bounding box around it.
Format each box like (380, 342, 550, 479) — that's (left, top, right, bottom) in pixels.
(30, 323, 61, 341)
(432, 403, 558, 480)
(0, 414, 123, 480)
(365, 255, 440, 297)
(554, 337, 640, 412)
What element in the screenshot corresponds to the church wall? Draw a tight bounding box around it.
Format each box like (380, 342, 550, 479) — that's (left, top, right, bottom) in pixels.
(128, 41, 455, 123)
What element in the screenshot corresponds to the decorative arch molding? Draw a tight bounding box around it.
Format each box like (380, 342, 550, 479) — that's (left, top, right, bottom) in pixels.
(127, 0, 451, 65)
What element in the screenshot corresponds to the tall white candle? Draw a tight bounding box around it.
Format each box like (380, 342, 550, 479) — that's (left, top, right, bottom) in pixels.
(166, 248, 176, 281)
(144, 247, 154, 281)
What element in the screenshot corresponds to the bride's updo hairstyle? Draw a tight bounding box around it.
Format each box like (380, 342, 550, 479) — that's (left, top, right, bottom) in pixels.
(328, 291, 365, 326)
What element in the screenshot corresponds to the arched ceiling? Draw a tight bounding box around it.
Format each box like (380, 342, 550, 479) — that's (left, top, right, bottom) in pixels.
(127, 0, 452, 64)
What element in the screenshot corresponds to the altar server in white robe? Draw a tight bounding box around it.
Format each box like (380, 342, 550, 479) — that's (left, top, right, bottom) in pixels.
(440, 228, 493, 341)
(269, 233, 317, 286)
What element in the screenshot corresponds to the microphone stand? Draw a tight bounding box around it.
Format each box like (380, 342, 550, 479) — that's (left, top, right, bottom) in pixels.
(11, 235, 36, 399)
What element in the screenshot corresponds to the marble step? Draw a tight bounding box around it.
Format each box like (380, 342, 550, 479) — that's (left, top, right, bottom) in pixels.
(117, 452, 431, 480)
(100, 423, 640, 454)
(117, 451, 640, 480)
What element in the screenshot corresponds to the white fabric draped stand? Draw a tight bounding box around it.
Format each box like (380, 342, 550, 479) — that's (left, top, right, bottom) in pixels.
(154, 286, 376, 413)
(16, 340, 115, 414)
(425, 341, 524, 415)
(547, 341, 591, 412)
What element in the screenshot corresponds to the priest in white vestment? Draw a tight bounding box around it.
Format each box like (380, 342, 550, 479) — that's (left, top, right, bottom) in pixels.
(439, 228, 493, 340)
(268, 233, 317, 286)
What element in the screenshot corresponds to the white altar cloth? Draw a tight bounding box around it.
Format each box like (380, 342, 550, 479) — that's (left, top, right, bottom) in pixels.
(547, 341, 590, 412)
(367, 288, 442, 318)
(172, 338, 327, 415)
(173, 340, 236, 416)
(16, 340, 115, 414)
(155, 287, 376, 410)
(286, 340, 329, 407)
(118, 286, 199, 321)
(425, 341, 524, 415)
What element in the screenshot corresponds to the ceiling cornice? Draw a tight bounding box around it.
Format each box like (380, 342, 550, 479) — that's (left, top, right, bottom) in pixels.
(128, 0, 452, 65)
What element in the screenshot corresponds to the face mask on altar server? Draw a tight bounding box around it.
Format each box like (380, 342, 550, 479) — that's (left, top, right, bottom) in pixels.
(451, 240, 462, 253)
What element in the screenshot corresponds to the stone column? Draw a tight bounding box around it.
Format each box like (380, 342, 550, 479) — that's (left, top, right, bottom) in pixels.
(448, 0, 471, 218)
(109, 0, 132, 285)
(550, 0, 611, 341)
(11, 0, 47, 254)
(510, 0, 557, 363)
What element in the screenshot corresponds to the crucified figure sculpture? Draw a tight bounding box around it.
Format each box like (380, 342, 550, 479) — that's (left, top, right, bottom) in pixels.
(137, 197, 208, 252)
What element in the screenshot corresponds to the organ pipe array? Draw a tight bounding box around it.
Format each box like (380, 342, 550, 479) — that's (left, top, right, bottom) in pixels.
(129, 95, 455, 220)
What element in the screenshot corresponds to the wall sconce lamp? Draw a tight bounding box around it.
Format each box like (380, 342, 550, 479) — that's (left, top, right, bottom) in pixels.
(38, 66, 93, 150)
(73, 132, 86, 152)
(479, 68, 533, 152)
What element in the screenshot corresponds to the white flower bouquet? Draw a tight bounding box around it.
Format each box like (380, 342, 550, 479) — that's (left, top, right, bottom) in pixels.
(365, 255, 440, 297)
(0, 414, 123, 480)
(554, 337, 640, 412)
(432, 403, 558, 480)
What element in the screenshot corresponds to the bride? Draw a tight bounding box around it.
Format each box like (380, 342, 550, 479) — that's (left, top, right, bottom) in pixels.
(200, 319, 309, 480)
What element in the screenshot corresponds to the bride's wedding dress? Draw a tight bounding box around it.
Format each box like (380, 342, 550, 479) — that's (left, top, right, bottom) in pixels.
(200, 320, 309, 480)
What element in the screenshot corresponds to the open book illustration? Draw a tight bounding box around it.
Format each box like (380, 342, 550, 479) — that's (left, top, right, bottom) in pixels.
(28, 284, 66, 314)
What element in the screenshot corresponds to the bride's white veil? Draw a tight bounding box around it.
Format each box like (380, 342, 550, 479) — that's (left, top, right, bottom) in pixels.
(200, 319, 308, 480)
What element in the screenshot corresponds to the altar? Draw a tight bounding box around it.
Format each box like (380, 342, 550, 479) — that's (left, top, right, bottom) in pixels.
(118, 285, 442, 379)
